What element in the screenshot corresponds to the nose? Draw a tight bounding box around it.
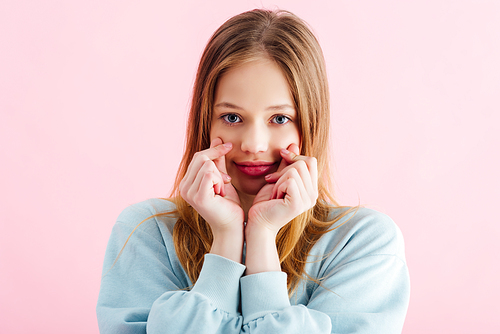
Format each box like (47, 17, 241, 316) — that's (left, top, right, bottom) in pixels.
(240, 122, 268, 154)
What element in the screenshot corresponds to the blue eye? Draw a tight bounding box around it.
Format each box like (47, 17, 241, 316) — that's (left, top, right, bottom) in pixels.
(222, 114, 241, 124)
(272, 115, 290, 125)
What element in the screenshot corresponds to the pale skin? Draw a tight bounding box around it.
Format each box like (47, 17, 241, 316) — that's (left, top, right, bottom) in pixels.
(179, 58, 318, 275)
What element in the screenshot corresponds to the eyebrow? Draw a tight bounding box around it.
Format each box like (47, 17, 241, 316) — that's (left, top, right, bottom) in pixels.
(214, 102, 294, 111)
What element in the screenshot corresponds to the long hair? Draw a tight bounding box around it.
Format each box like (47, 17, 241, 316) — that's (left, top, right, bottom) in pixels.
(169, 9, 358, 294)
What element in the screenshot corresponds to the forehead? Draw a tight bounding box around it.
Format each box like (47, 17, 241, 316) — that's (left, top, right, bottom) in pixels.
(214, 58, 294, 112)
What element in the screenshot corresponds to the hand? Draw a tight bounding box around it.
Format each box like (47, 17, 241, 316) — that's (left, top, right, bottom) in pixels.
(247, 143, 318, 235)
(179, 138, 245, 235)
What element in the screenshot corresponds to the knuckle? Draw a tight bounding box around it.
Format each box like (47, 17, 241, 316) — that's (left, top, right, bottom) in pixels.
(297, 160, 309, 170)
(182, 190, 193, 204)
(288, 167, 300, 178)
(297, 159, 307, 167)
(200, 160, 214, 172)
(303, 156, 317, 168)
(187, 187, 195, 198)
(194, 151, 209, 162)
(291, 160, 305, 171)
(179, 182, 188, 196)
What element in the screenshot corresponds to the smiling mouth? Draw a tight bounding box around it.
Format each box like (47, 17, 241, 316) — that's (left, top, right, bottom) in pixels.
(234, 162, 277, 177)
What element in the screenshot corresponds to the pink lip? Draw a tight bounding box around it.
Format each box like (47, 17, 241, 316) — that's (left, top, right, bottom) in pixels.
(234, 161, 277, 176)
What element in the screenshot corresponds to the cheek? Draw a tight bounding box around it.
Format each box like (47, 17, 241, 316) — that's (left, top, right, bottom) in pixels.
(210, 126, 235, 145)
(274, 127, 301, 149)
(210, 127, 237, 165)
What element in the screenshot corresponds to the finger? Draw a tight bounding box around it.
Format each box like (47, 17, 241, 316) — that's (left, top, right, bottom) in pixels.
(193, 169, 222, 207)
(188, 161, 214, 199)
(204, 139, 232, 160)
(266, 151, 317, 184)
(202, 161, 224, 196)
(274, 176, 289, 200)
(188, 160, 223, 201)
(184, 141, 232, 186)
(280, 143, 299, 166)
(287, 159, 316, 199)
(281, 179, 306, 217)
(278, 143, 300, 165)
(264, 143, 299, 182)
(210, 137, 231, 176)
(210, 137, 223, 148)
(280, 146, 300, 163)
(276, 178, 295, 201)
(287, 143, 300, 155)
(215, 163, 231, 184)
(274, 177, 305, 215)
(210, 138, 232, 185)
(275, 150, 289, 173)
(276, 174, 313, 218)
(272, 167, 308, 202)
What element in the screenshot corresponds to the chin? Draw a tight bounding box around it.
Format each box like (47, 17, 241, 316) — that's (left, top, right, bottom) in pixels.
(235, 179, 267, 196)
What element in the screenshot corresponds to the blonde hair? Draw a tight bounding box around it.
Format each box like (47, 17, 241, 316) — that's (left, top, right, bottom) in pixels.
(106, 9, 359, 294)
(168, 9, 359, 294)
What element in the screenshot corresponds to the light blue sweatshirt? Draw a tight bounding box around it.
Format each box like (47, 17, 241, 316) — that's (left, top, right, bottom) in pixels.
(97, 198, 410, 333)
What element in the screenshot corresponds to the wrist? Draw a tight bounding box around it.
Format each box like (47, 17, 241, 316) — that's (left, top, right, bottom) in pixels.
(210, 227, 244, 264)
(245, 220, 277, 243)
(245, 217, 279, 239)
(244, 222, 280, 275)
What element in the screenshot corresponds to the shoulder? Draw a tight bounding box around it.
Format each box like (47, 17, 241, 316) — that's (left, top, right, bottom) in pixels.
(117, 198, 177, 222)
(315, 206, 407, 264)
(113, 198, 178, 241)
(100, 198, 192, 296)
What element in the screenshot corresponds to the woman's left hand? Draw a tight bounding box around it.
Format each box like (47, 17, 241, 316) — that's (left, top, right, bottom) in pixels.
(247, 143, 318, 235)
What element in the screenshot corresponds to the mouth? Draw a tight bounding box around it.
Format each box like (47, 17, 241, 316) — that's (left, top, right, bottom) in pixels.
(234, 161, 277, 177)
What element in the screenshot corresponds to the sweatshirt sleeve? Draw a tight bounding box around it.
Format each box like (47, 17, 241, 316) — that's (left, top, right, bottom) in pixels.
(239, 209, 410, 334)
(96, 201, 244, 334)
(240, 272, 332, 333)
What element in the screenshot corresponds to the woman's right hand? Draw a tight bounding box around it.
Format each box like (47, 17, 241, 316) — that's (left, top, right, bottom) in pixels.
(179, 138, 245, 241)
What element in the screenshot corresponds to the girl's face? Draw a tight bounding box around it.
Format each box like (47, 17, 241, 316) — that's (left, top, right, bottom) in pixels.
(211, 58, 301, 197)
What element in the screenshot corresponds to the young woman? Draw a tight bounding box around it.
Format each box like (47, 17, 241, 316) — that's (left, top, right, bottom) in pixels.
(97, 9, 410, 334)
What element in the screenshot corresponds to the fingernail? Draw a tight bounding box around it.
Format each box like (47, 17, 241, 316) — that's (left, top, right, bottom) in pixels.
(223, 142, 232, 148)
(281, 148, 289, 154)
(224, 174, 231, 180)
(265, 174, 272, 180)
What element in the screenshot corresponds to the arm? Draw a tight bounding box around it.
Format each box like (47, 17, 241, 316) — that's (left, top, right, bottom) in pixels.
(241, 145, 333, 333)
(148, 254, 245, 334)
(96, 201, 244, 334)
(179, 138, 245, 263)
(241, 209, 333, 334)
(240, 272, 331, 333)
(240, 209, 410, 334)
(242, 144, 409, 333)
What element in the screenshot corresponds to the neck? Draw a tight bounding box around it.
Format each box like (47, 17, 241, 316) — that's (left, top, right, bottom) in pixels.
(237, 190, 255, 221)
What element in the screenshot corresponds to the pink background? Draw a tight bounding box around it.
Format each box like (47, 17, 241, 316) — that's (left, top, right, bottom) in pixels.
(1, 1, 499, 333)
